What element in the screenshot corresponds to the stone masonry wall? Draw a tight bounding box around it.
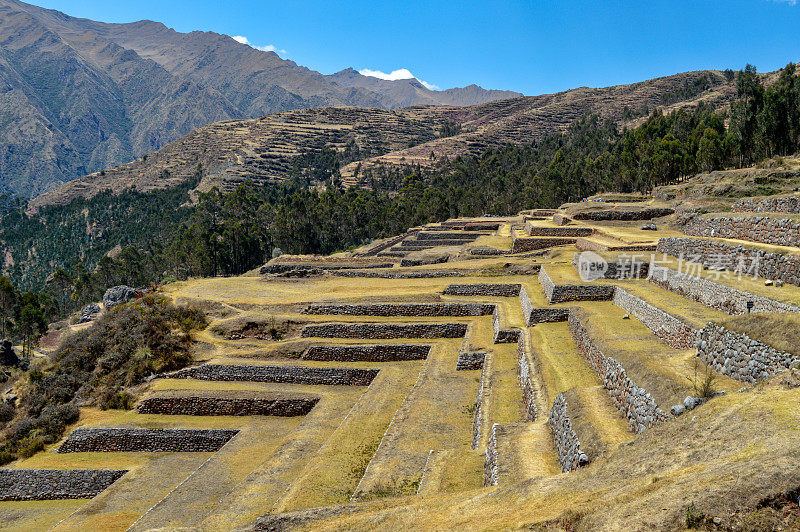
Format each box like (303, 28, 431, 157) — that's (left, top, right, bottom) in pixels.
(568, 312, 669, 433)
(301, 323, 468, 339)
(649, 266, 800, 315)
(526, 224, 594, 237)
(573, 208, 674, 221)
(137, 396, 319, 417)
(682, 215, 800, 248)
(511, 237, 577, 253)
(169, 364, 380, 386)
(538, 267, 615, 304)
(612, 288, 696, 349)
(0, 469, 127, 501)
(517, 333, 537, 422)
(553, 214, 570, 226)
(303, 303, 495, 317)
(492, 306, 521, 343)
(414, 232, 481, 241)
(443, 284, 522, 297)
(657, 237, 800, 287)
(484, 424, 499, 486)
(519, 285, 534, 325)
(457, 351, 486, 371)
(528, 308, 571, 324)
(303, 344, 431, 362)
(733, 195, 800, 214)
(472, 355, 490, 449)
(549, 393, 589, 472)
(696, 324, 799, 384)
(57, 428, 239, 453)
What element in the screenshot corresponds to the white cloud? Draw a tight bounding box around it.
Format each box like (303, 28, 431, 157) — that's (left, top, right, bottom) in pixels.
(772, 0, 797, 4)
(359, 68, 440, 91)
(230, 35, 287, 55)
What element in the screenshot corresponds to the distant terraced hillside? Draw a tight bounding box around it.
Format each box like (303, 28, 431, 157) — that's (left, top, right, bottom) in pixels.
(32, 69, 736, 208)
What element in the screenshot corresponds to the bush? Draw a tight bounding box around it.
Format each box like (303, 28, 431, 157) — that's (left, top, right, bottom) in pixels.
(0, 403, 13, 423)
(0, 295, 206, 463)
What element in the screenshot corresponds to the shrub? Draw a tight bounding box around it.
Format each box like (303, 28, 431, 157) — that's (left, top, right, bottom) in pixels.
(0, 295, 206, 463)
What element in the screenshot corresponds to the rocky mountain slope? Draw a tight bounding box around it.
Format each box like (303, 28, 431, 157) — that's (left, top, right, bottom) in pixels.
(0, 0, 519, 198)
(31, 69, 735, 209)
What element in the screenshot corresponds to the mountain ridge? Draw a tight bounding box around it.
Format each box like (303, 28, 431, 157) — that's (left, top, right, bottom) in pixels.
(0, 0, 519, 197)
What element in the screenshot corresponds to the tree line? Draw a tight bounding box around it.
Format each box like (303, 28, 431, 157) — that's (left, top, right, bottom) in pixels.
(1, 64, 799, 336)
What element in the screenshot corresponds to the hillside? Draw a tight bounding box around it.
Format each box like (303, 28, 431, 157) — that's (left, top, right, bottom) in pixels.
(2, 195, 800, 530)
(0, 0, 519, 198)
(31, 69, 734, 209)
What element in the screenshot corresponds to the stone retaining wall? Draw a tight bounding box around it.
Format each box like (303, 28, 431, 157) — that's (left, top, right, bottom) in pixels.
(682, 215, 800, 248)
(492, 307, 521, 343)
(137, 395, 319, 417)
(331, 270, 466, 278)
(57, 428, 239, 453)
(443, 283, 521, 297)
(519, 285, 534, 325)
(399, 255, 449, 267)
(517, 333, 537, 421)
(549, 393, 589, 472)
(511, 237, 577, 253)
(733, 196, 800, 214)
(402, 239, 474, 247)
(649, 266, 800, 315)
(303, 344, 431, 362)
(472, 355, 490, 449)
(528, 308, 571, 324)
(538, 267, 615, 304)
(301, 323, 468, 339)
(657, 237, 800, 287)
(362, 229, 421, 256)
(484, 424, 499, 486)
(573, 208, 674, 221)
(415, 232, 481, 241)
(456, 351, 486, 370)
(571, 253, 651, 279)
(612, 288, 696, 349)
(303, 303, 495, 317)
(0, 469, 128, 501)
(568, 312, 669, 433)
(169, 364, 379, 386)
(553, 214, 570, 226)
(526, 224, 594, 237)
(696, 324, 799, 384)
(261, 263, 393, 274)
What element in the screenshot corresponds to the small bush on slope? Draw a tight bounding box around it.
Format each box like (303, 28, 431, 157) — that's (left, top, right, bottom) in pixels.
(0, 294, 207, 465)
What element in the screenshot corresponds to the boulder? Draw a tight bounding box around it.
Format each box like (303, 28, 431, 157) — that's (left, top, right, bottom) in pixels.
(102, 286, 141, 309)
(641, 223, 657, 231)
(0, 339, 19, 367)
(77, 303, 101, 324)
(683, 396, 703, 410)
(670, 404, 686, 416)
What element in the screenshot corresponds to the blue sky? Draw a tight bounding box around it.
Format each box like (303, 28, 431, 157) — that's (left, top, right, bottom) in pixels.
(33, 0, 800, 95)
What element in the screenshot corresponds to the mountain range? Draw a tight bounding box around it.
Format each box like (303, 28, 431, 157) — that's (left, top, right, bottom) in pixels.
(0, 0, 521, 198)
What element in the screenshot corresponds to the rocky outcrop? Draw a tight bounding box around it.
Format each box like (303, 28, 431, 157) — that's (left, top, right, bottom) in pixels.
(0, 469, 127, 501)
(649, 266, 800, 315)
(696, 324, 799, 384)
(303, 303, 495, 317)
(301, 323, 468, 339)
(549, 393, 589, 472)
(169, 364, 379, 386)
(77, 303, 101, 323)
(304, 344, 431, 362)
(57, 428, 239, 453)
(102, 285, 141, 309)
(444, 283, 522, 297)
(657, 237, 800, 287)
(612, 288, 696, 349)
